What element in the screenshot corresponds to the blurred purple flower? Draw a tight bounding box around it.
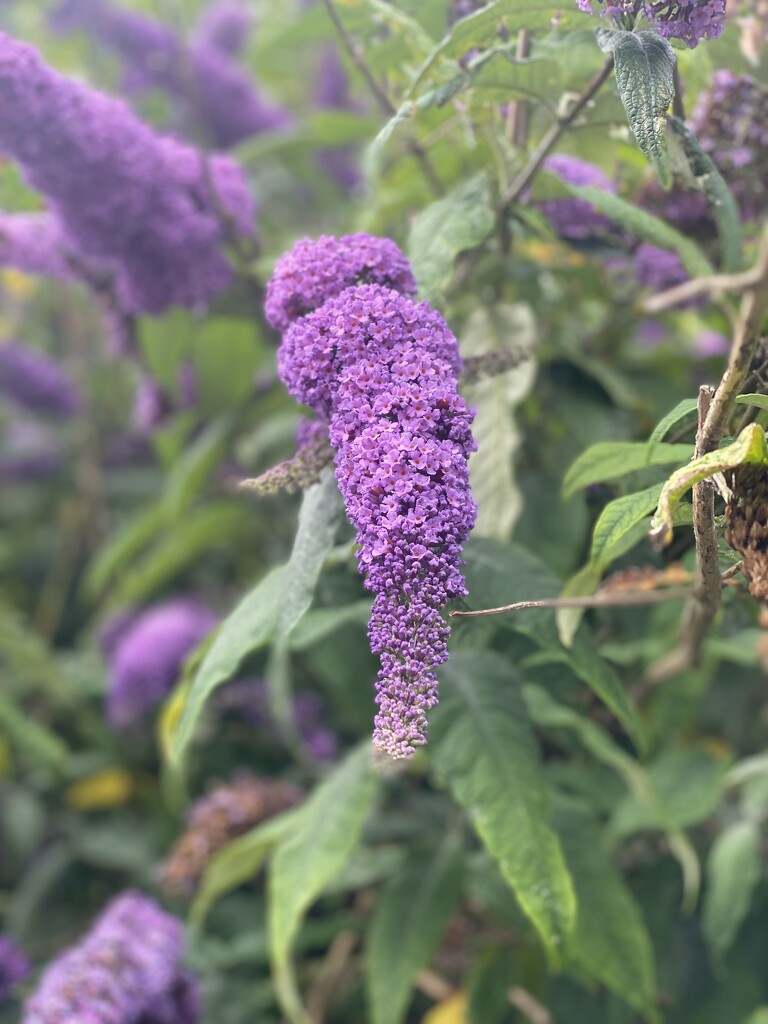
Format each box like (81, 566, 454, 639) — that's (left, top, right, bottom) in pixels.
(313, 47, 364, 193)
(22, 890, 199, 1024)
(217, 678, 338, 759)
(0, 421, 62, 481)
(0, 31, 254, 314)
(693, 328, 729, 357)
(106, 599, 217, 729)
(575, 0, 726, 46)
(0, 934, 30, 1004)
(194, 1, 252, 57)
(632, 243, 689, 293)
(539, 154, 619, 241)
(51, 0, 290, 148)
(0, 342, 82, 419)
(0, 212, 77, 281)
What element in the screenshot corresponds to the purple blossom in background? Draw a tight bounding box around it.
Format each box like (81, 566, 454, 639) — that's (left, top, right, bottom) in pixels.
(632, 243, 689, 293)
(132, 377, 171, 435)
(0, 342, 82, 419)
(0, 32, 254, 314)
(0, 421, 62, 481)
(51, 0, 290, 148)
(106, 599, 217, 729)
(0, 212, 76, 281)
(313, 47, 364, 193)
(0, 934, 30, 1003)
(217, 678, 338, 759)
(448, 0, 488, 23)
(575, 0, 726, 46)
(693, 328, 729, 357)
(540, 154, 619, 241)
(22, 891, 199, 1024)
(194, 0, 252, 57)
(691, 70, 768, 221)
(265, 233, 417, 332)
(280, 280, 476, 758)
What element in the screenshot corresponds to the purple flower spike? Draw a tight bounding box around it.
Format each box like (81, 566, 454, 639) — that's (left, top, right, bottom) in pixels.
(575, 0, 725, 47)
(0, 212, 76, 281)
(0, 934, 30, 1004)
(194, 1, 253, 57)
(0, 342, 82, 419)
(106, 600, 217, 729)
(279, 282, 476, 758)
(0, 32, 254, 314)
(22, 891, 199, 1024)
(265, 234, 417, 332)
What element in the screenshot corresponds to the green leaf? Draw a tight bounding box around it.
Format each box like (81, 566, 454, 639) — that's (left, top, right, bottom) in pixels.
(702, 820, 761, 964)
(596, 27, 676, 186)
(610, 747, 728, 838)
(430, 650, 576, 960)
(366, 837, 465, 1024)
(462, 539, 644, 750)
(0, 691, 69, 773)
(556, 562, 602, 649)
(168, 566, 285, 765)
(409, 1, 573, 95)
(735, 393, 768, 412)
(564, 186, 713, 279)
(651, 423, 768, 546)
(269, 744, 380, 1024)
(523, 686, 643, 790)
(191, 810, 302, 927)
(168, 471, 342, 767)
(666, 115, 743, 272)
(163, 414, 236, 519)
(649, 397, 699, 443)
(557, 808, 658, 1021)
(408, 174, 495, 303)
(461, 304, 537, 542)
(358, 0, 436, 58)
(288, 601, 372, 652)
(563, 441, 694, 500)
(590, 483, 664, 569)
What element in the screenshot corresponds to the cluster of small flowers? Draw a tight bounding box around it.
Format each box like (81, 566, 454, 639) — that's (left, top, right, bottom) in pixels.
(51, 0, 289, 149)
(104, 600, 217, 730)
(575, 0, 726, 46)
(0, 342, 82, 419)
(267, 235, 476, 758)
(690, 70, 768, 221)
(22, 891, 198, 1024)
(0, 213, 76, 282)
(216, 677, 338, 760)
(240, 419, 333, 497)
(0, 934, 30, 1004)
(0, 32, 254, 314)
(161, 774, 303, 896)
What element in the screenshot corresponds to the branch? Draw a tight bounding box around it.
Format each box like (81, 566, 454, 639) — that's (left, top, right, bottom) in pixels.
(321, 0, 445, 196)
(450, 587, 693, 619)
(500, 56, 614, 208)
(641, 263, 768, 315)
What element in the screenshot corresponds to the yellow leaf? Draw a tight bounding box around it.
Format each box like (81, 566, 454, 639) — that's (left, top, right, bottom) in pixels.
(65, 768, 134, 810)
(421, 992, 469, 1024)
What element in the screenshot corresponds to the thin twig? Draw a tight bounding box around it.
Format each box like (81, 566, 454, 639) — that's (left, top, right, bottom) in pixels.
(500, 56, 614, 208)
(321, 0, 444, 196)
(508, 987, 553, 1024)
(450, 587, 693, 619)
(641, 263, 768, 315)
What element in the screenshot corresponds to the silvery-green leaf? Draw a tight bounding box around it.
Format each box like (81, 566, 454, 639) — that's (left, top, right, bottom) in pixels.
(596, 28, 676, 187)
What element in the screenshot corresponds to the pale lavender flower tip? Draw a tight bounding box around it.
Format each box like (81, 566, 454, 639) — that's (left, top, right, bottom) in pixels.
(0, 934, 30, 1004)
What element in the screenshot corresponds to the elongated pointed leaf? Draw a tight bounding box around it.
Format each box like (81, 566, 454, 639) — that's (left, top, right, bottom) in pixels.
(557, 808, 658, 1021)
(430, 650, 576, 960)
(649, 398, 699, 443)
(367, 837, 466, 1024)
(652, 423, 768, 546)
(563, 441, 693, 500)
(596, 27, 676, 186)
(268, 745, 380, 1020)
(702, 819, 761, 964)
(590, 483, 664, 569)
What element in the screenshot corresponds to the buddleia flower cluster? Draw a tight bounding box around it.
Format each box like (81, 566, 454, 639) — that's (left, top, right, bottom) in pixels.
(539, 155, 620, 242)
(0, 342, 82, 419)
(161, 774, 304, 896)
(0, 934, 30, 1005)
(0, 213, 77, 282)
(22, 891, 199, 1023)
(0, 32, 254, 314)
(267, 235, 476, 759)
(51, 0, 290, 148)
(104, 600, 217, 730)
(575, 0, 726, 47)
(690, 70, 768, 222)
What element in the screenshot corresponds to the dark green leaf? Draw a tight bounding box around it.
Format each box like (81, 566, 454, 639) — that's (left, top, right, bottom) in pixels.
(649, 397, 699, 443)
(430, 650, 576, 960)
(563, 441, 694, 499)
(596, 27, 676, 185)
(366, 837, 465, 1024)
(590, 483, 664, 569)
(702, 820, 761, 964)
